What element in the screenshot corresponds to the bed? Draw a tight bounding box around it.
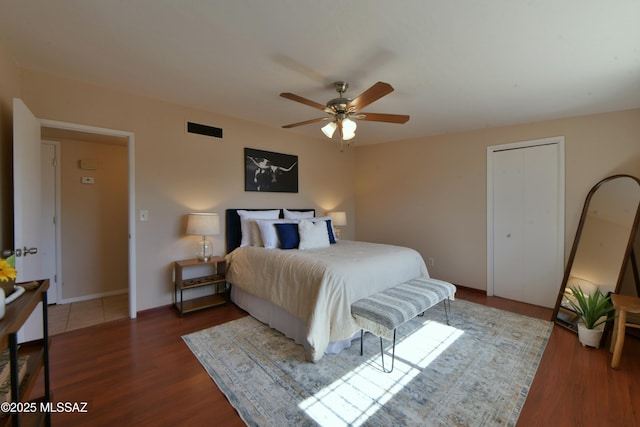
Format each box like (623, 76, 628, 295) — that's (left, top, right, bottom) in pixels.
(224, 208, 429, 361)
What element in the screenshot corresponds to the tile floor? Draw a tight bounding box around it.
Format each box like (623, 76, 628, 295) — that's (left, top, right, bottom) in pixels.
(48, 293, 129, 335)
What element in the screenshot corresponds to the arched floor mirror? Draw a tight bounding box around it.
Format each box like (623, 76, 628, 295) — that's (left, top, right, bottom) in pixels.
(553, 174, 640, 332)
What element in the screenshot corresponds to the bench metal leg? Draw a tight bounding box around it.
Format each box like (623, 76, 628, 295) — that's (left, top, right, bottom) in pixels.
(380, 329, 396, 373)
(443, 298, 451, 325)
(360, 328, 397, 373)
(359, 297, 453, 374)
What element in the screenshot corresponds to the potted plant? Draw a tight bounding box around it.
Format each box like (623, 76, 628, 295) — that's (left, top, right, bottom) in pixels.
(567, 286, 615, 348)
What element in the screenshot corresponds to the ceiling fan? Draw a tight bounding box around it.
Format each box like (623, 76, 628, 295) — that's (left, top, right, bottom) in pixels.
(280, 81, 409, 148)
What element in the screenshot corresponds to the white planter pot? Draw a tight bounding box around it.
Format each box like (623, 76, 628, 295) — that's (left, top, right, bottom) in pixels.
(577, 323, 604, 348)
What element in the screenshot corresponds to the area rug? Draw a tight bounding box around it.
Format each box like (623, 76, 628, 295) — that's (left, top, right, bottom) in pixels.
(183, 300, 552, 427)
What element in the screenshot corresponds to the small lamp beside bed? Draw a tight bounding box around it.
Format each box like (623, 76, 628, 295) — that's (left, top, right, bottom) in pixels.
(329, 211, 347, 239)
(186, 212, 220, 262)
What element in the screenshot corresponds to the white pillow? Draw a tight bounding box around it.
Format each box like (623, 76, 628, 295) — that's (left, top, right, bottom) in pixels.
(308, 216, 336, 242)
(298, 219, 330, 250)
(283, 209, 315, 219)
(238, 210, 280, 247)
(256, 219, 299, 249)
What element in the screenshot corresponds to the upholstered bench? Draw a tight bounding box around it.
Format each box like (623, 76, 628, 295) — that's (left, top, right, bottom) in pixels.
(351, 277, 456, 372)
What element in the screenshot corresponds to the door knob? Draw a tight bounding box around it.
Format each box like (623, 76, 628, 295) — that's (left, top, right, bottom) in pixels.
(14, 247, 38, 257)
(23, 247, 38, 256)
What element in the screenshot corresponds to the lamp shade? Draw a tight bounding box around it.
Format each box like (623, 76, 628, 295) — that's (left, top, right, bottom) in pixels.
(321, 121, 337, 138)
(329, 211, 347, 226)
(186, 213, 220, 236)
(341, 118, 356, 140)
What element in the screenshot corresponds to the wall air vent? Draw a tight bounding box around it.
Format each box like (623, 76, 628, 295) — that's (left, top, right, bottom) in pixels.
(187, 121, 223, 139)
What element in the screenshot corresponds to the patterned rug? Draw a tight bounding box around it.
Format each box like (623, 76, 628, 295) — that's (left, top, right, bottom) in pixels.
(183, 299, 552, 427)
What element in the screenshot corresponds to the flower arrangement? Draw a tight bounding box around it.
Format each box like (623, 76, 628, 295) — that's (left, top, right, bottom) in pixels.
(0, 255, 16, 282)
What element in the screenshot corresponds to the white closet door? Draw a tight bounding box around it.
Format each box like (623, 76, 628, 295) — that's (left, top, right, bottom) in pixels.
(493, 148, 524, 303)
(522, 144, 559, 306)
(492, 143, 560, 307)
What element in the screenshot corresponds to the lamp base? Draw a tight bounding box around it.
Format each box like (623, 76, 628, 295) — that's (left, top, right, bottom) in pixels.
(195, 237, 213, 262)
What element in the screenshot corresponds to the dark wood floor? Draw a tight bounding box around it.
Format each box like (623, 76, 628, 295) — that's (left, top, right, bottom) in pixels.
(35, 288, 639, 426)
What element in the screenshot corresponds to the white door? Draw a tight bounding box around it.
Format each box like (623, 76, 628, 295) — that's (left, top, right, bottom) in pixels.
(41, 142, 58, 303)
(13, 98, 42, 282)
(488, 138, 564, 308)
(13, 98, 46, 342)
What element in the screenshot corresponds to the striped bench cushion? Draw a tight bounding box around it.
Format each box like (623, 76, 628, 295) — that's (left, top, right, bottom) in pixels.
(351, 277, 456, 338)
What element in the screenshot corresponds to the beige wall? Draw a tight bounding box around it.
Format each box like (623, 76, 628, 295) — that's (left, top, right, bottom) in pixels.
(355, 109, 640, 291)
(59, 139, 128, 300)
(0, 41, 20, 249)
(18, 68, 356, 311)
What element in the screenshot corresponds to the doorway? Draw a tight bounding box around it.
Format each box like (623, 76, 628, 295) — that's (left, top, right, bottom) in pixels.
(41, 135, 129, 306)
(487, 136, 565, 308)
(40, 120, 137, 319)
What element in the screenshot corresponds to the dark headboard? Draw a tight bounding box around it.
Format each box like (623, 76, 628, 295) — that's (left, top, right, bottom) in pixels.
(225, 208, 316, 253)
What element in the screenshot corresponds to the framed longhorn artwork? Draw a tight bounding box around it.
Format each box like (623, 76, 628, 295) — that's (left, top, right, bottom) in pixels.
(244, 148, 298, 193)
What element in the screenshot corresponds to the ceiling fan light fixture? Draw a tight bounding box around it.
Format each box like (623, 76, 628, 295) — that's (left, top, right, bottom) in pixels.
(321, 121, 337, 138)
(281, 81, 408, 150)
(341, 117, 357, 140)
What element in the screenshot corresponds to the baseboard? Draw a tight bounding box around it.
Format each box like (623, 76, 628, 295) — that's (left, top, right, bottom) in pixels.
(453, 284, 486, 295)
(56, 288, 128, 305)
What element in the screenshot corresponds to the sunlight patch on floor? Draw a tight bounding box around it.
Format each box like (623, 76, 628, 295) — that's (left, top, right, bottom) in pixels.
(299, 320, 464, 426)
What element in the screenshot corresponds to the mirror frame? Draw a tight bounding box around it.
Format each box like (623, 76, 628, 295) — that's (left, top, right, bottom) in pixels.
(552, 174, 640, 331)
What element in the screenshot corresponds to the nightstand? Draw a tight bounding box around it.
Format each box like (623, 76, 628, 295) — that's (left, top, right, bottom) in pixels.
(174, 257, 227, 316)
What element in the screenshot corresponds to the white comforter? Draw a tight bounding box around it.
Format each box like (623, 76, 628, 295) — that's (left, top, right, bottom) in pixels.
(225, 240, 429, 361)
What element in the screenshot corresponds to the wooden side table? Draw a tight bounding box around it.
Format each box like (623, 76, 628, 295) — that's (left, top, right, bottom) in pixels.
(174, 257, 227, 316)
(0, 279, 51, 427)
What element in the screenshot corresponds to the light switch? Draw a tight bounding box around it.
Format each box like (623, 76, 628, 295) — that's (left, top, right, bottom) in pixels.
(139, 210, 149, 222)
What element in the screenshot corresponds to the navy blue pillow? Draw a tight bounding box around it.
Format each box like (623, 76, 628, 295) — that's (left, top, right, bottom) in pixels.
(274, 223, 300, 249)
(325, 220, 336, 244)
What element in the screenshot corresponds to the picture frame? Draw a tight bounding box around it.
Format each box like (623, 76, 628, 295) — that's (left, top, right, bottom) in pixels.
(244, 148, 298, 193)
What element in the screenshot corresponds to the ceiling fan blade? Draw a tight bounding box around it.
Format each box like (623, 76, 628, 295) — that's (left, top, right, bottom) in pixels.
(357, 112, 410, 124)
(280, 93, 327, 110)
(347, 82, 394, 111)
(282, 117, 328, 128)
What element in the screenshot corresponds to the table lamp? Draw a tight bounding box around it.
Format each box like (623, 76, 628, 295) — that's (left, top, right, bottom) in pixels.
(329, 211, 347, 239)
(186, 213, 220, 261)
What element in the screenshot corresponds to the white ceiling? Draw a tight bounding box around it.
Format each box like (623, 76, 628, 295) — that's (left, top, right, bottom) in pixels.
(1, 0, 639, 145)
